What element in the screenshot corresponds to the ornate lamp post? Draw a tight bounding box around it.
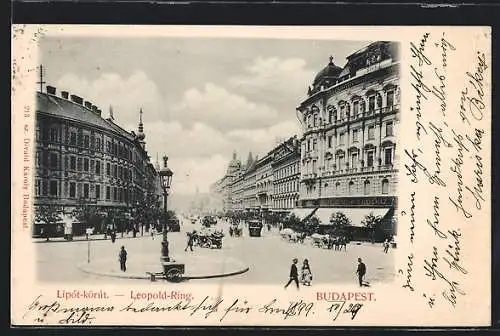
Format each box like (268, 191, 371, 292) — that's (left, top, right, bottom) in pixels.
(158, 156, 173, 263)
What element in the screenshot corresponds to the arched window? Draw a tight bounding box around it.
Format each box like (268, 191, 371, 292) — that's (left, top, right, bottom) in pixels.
(364, 180, 371, 195)
(348, 181, 354, 195)
(382, 179, 389, 194)
(335, 182, 341, 195)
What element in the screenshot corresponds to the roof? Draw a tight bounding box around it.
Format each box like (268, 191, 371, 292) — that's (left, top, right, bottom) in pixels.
(313, 61, 342, 85)
(338, 65, 351, 78)
(36, 92, 135, 141)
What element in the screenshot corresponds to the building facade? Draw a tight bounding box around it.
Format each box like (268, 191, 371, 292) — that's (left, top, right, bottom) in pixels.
(271, 136, 301, 212)
(34, 85, 161, 236)
(211, 136, 301, 218)
(296, 41, 399, 236)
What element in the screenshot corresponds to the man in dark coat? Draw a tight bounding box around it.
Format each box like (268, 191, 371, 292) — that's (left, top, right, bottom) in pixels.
(356, 257, 366, 287)
(119, 246, 127, 272)
(284, 258, 299, 289)
(185, 230, 196, 252)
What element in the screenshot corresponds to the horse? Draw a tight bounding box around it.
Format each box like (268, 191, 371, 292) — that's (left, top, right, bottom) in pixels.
(338, 236, 347, 251)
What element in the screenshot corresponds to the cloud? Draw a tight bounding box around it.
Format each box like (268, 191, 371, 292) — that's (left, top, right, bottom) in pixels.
(54, 69, 303, 196)
(229, 57, 315, 110)
(171, 83, 280, 132)
(56, 71, 166, 128)
(135, 121, 230, 160)
(228, 120, 301, 155)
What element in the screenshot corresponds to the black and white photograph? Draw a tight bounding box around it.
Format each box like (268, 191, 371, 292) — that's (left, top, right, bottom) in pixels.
(32, 33, 399, 286)
(11, 25, 491, 326)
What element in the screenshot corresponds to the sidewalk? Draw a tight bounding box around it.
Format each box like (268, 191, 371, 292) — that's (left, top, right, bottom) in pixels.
(77, 253, 249, 281)
(33, 232, 162, 244)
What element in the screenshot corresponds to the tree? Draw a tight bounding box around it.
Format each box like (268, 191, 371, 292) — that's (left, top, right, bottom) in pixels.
(72, 197, 100, 230)
(283, 213, 303, 232)
(362, 212, 382, 243)
(329, 212, 352, 236)
(136, 194, 162, 233)
(35, 204, 62, 240)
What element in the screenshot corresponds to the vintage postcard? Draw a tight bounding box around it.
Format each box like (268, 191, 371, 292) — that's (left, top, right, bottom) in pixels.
(11, 25, 491, 326)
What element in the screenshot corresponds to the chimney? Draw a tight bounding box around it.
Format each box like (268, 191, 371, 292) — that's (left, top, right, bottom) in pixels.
(92, 105, 98, 112)
(96, 109, 102, 116)
(84, 101, 92, 109)
(70, 94, 84, 105)
(46, 86, 56, 95)
(61, 91, 69, 99)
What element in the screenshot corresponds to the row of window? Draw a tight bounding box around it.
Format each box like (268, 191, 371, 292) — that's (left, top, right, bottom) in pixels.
(36, 152, 140, 182)
(304, 178, 390, 195)
(275, 180, 300, 194)
(35, 179, 134, 202)
(273, 198, 297, 209)
(37, 125, 143, 163)
(305, 90, 396, 128)
(304, 120, 394, 154)
(274, 162, 300, 180)
(303, 146, 394, 174)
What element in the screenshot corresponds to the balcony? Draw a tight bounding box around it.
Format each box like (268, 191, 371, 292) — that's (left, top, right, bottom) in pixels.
(362, 166, 375, 173)
(355, 58, 393, 77)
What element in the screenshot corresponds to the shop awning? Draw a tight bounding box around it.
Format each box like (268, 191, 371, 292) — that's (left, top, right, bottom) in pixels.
(314, 208, 390, 227)
(289, 208, 317, 220)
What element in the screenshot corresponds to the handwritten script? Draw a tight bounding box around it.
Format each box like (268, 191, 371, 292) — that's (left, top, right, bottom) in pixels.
(22, 294, 365, 325)
(399, 31, 488, 310)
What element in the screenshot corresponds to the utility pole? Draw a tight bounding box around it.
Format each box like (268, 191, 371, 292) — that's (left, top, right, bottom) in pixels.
(37, 64, 46, 92)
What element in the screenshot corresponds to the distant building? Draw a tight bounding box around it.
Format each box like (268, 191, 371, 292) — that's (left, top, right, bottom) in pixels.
(271, 136, 301, 212)
(211, 136, 300, 220)
(34, 85, 161, 236)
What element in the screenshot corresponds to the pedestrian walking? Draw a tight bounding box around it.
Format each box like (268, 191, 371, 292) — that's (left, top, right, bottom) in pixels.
(185, 230, 196, 252)
(301, 259, 313, 286)
(111, 230, 117, 243)
(85, 227, 93, 240)
(119, 246, 127, 272)
(284, 258, 299, 289)
(41, 227, 49, 241)
(356, 258, 366, 287)
(383, 239, 390, 253)
(151, 227, 156, 240)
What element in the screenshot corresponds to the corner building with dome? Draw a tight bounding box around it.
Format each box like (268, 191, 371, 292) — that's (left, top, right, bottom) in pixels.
(296, 41, 400, 239)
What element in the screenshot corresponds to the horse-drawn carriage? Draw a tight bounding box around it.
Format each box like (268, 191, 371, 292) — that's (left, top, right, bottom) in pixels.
(229, 224, 242, 237)
(310, 234, 348, 250)
(248, 220, 263, 237)
(280, 229, 306, 243)
(311, 233, 330, 248)
(195, 229, 224, 249)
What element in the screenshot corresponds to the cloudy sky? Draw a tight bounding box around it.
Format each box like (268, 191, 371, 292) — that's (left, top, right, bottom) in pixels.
(40, 36, 371, 195)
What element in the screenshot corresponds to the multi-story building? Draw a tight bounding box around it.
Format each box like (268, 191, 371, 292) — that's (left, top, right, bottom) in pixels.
(34, 85, 161, 236)
(242, 153, 258, 211)
(271, 136, 301, 212)
(211, 139, 301, 221)
(296, 41, 399, 236)
(255, 153, 273, 211)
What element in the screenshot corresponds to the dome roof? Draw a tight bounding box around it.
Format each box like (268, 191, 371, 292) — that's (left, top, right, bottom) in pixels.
(313, 56, 342, 85)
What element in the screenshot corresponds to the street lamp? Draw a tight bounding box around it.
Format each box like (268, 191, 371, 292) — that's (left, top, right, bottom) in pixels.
(158, 155, 173, 263)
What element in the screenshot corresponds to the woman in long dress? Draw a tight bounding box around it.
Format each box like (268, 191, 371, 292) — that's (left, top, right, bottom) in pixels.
(301, 259, 313, 286)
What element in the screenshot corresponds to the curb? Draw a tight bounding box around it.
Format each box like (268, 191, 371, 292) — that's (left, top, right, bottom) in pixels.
(77, 262, 249, 281)
(33, 233, 164, 244)
(183, 267, 249, 280)
(77, 263, 149, 280)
